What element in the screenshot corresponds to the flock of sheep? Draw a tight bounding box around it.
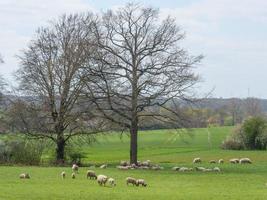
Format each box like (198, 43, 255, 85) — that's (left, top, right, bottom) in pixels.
(18, 157, 252, 186)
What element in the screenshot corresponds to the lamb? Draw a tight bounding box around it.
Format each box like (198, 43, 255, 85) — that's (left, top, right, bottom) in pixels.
(19, 173, 30, 179)
(108, 178, 116, 187)
(193, 157, 201, 163)
(86, 170, 97, 179)
(71, 173, 76, 179)
(230, 158, 239, 164)
(213, 167, 221, 172)
(99, 164, 107, 169)
(239, 158, 252, 164)
(97, 175, 108, 186)
(218, 159, 224, 164)
(209, 160, 216, 164)
(61, 171, 66, 179)
(72, 164, 79, 173)
(126, 177, 137, 186)
(136, 179, 147, 187)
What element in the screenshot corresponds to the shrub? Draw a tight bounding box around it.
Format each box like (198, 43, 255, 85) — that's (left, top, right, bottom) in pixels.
(222, 117, 267, 150)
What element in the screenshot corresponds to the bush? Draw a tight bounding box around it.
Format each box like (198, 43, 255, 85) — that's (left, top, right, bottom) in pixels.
(222, 117, 267, 150)
(0, 137, 45, 165)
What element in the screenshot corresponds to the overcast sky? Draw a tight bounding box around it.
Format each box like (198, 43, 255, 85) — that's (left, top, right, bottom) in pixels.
(0, 0, 267, 98)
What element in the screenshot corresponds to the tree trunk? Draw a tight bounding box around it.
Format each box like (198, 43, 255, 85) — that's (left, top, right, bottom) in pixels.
(130, 124, 138, 164)
(56, 136, 65, 164)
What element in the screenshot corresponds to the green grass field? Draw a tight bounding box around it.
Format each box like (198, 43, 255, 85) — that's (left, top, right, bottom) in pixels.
(1, 126, 267, 200)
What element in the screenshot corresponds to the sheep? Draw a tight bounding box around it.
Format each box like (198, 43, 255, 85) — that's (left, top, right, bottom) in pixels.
(209, 160, 216, 164)
(230, 158, 239, 164)
(97, 175, 108, 186)
(203, 168, 213, 172)
(120, 161, 128, 166)
(218, 159, 224, 164)
(71, 173, 76, 179)
(142, 160, 151, 167)
(72, 164, 79, 173)
(99, 164, 107, 169)
(172, 166, 180, 171)
(136, 179, 147, 187)
(86, 170, 97, 179)
(213, 167, 221, 172)
(193, 157, 201, 163)
(239, 158, 252, 164)
(117, 166, 130, 170)
(139, 166, 149, 170)
(151, 165, 164, 170)
(19, 173, 30, 179)
(126, 177, 137, 186)
(179, 167, 190, 172)
(108, 178, 116, 187)
(195, 167, 206, 172)
(61, 171, 66, 179)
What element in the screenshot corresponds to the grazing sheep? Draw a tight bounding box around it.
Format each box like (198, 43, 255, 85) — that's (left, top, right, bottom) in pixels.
(172, 166, 180, 171)
(195, 167, 206, 172)
(72, 164, 79, 173)
(61, 171, 66, 179)
(71, 173, 76, 179)
(120, 161, 128, 166)
(108, 178, 116, 187)
(142, 160, 151, 167)
(126, 177, 137, 186)
(151, 165, 164, 170)
(139, 166, 149, 170)
(117, 166, 130, 170)
(86, 170, 97, 179)
(218, 159, 224, 164)
(193, 158, 201, 163)
(100, 164, 107, 169)
(239, 158, 252, 164)
(97, 175, 108, 186)
(179, 167, 190, 172)
(230, 158, 239, 164)
(209, 160, 216, 164)
(136, 179, 147, 187)
(19, 173, 30, 179)
(213, 167, 221, 172)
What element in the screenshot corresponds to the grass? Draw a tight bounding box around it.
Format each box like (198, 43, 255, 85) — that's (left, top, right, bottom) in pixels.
(1, 126, 267, 200)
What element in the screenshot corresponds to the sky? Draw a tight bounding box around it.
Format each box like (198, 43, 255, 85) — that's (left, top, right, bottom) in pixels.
(0, 0, 267, 98)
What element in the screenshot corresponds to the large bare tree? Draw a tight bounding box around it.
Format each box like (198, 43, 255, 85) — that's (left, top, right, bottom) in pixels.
(87, 4, 202, 164)
(16, 13, 102, 163)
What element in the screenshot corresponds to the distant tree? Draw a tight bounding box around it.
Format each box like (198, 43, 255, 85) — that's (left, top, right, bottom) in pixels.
(87, 3, 202, 164)
(227, 98, 243, 125)
(15, 14, 103, 163)
(243, 97, 262, 117)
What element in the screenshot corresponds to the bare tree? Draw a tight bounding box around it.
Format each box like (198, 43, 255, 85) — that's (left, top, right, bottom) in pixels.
(227, 98, 243, 125)
(243, 97, 262, 117)
(16, 13, 103, 163)
(86, 4, 202, 164)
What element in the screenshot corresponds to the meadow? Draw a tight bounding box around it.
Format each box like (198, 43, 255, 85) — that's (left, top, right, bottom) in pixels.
(1, 126, 267, 200)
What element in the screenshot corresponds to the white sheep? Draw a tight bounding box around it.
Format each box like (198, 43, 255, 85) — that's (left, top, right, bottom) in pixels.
(61, 171, 66, 179)
(99, 164, 107, 169)
(193, 158, 201, 163)
(72, 164, 79, 173)
(97, 175, 108, 186)
(172, 166, 180, 171)
(117, 166, 130, 170)
(195, 167, 206, 172)
(209, 160, 216, 164)
(142, 160, 151, 167)
(239, 158, 252, 164)
(179, 167, 190, 172)
(19, 173, 30, 179)
(203, 168, 213, 172)
(108, 178, 116, 187)
(230, 158, 239, 164)
(213, 167, 221, 172)
(218, 159, 224, 164)
(120, 161, 128, 166)
(126, 177, 137, 186)
(151, 165, 164, 170)
(136, 179, 147, 187)
(71, 173, 76, 179)
(86, 170, 97, 179)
